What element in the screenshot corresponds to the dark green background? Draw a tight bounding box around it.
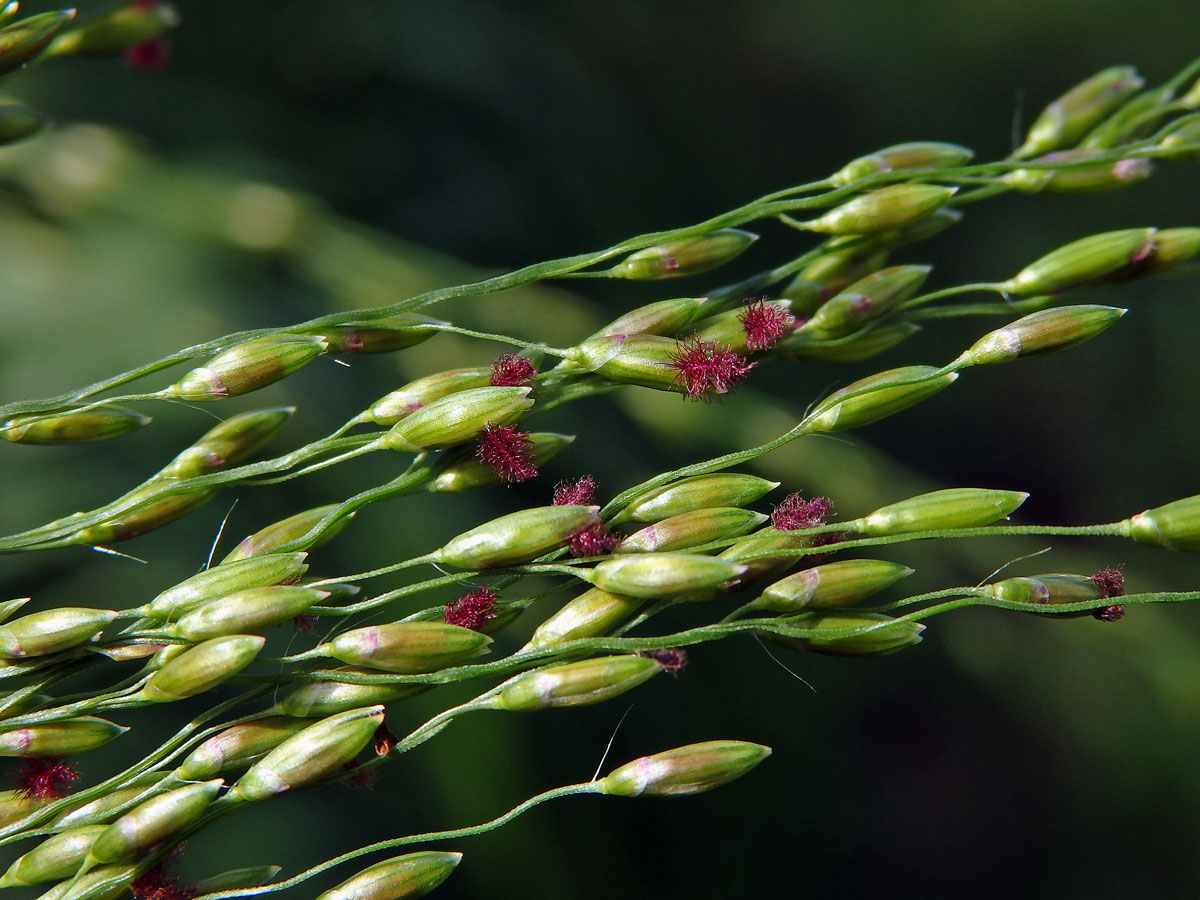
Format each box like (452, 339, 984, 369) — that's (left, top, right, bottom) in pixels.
(2, 2, 1199, 899)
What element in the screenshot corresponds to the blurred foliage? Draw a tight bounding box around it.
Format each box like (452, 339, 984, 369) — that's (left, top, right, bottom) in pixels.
(1, 2, 1199, 899)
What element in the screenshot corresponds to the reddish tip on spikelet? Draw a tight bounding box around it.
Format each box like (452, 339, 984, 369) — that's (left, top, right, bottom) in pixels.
(475, 424, 538, 483)
(669, 336, 754, 399)
(637, 647, 688, 673)
(489, 353, 538, 387)
(131, 857, 196, 900)
(553, 475, 597, 506)
(739, 296, 795, 351)
(373, 722, 399, 757)
(444, 587, 499, 630)
(567, 523, 621, 558)
(10, 757, 79, 801)
(771, 494, 834, 531)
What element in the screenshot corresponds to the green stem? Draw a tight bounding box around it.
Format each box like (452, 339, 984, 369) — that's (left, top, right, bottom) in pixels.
(192, 782, 600, 900)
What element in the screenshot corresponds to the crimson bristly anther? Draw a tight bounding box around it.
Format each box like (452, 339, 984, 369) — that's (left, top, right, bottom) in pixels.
(668, 336, 754, 399)
(443, 587, 499, 630)
(474, 423, 539, 483)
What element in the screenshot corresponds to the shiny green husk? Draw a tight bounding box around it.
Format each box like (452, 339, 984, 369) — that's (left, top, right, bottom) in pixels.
(598, 740, 772, 797)
(0, 789, 51, 829)
(522, 588, 645, 651)
(830, 141, 974, 186)
(0, 718, 127, 757)
(854, 488, 1029, 535)
(173, 717, 312, 780)
(228, 706, 385, 801)
(566, 333, 683, 392)
(47, 1, 178, 56)
(321, 622, 491, 673)
(1, 825, 107, 886)
(222, 505, 353, 561)
(612, 473, 778, 525)
(607, 229, 757, 279)
(587, 553, 747, 598)
(773, 611, 925, 656)
(380, 386, 533, 451)
(799, 265, 931, 338)
(50, 773, 168, 830)
(87, 779, 222, 865)
(0, 598, 31, 625)
(1, 405, 149, 445)
(135, 635, 265, 702)
(316, 851, 462, 900)
(753, 559, 915, 613)
(492, 655, 662, 711)
(1125, 495, 1200, 551)
(1003, 150, 1151, 194)
(0, 10, 76, 76)
(709, 528, 816, 596)
(168, 335, 327, 401)
(591, 297, 709, 338)
(169, 586, 327, 640)
(615, 507, 768, 554)
(807, 366, 956, 433)
(435, 505, 599, 568)
(1002, 227, 1156, 295)
(69, 486, 219, 545)
(1016, 65, 1144, 157)
(984, 574, 1103, 611)
(958, 305, 1126, 365)
(147, 552, 309, 621)
(803, 184, 957, 235)
(362, 368, 492, 426)
(277, 669, 428, 717)
(156, 407, 295, 479)
(305, 314, 444, 354)
(0, 608, 117, 658)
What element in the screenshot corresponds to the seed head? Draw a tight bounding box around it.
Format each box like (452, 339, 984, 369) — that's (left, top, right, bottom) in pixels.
(554, 475, 597, 506)
(443, 587, 499, 630)
(637, 647, 689, 673)
(10, 757, 79, 801)
(489, 353, 538, 387)
(739, 296, 795, 351)
(475, 424, 538, 483)
(668, 336, 754, 399)
(772, 494, 834, 530)
(567, 523, 621, 558)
